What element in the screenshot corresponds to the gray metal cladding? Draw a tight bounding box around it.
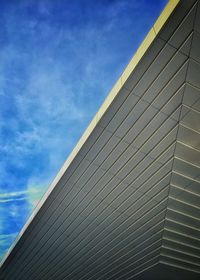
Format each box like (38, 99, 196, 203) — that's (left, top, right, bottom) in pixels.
(0, 0, 200, 279)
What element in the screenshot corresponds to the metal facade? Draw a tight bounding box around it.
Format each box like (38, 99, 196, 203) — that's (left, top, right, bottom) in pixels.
(0, 0, 200, 279)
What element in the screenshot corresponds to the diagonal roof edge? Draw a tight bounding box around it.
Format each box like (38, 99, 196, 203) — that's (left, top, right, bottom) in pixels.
(0, 0, 180, 268)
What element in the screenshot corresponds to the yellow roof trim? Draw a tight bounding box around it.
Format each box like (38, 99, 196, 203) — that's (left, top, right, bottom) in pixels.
(0, 0, 181, 268)
(154, 0, 180, 34)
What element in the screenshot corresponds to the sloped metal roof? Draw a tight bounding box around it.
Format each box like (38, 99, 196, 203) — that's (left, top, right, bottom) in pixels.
(0, 0, 200, 279)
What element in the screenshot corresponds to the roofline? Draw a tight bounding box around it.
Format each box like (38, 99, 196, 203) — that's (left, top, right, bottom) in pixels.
(0, 0, 180, 268)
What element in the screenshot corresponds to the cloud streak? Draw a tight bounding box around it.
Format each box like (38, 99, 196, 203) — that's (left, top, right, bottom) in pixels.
(0, 188, 42, 204)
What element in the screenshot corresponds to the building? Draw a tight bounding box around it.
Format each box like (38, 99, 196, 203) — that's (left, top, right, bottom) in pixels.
(0, 0, 200, 279)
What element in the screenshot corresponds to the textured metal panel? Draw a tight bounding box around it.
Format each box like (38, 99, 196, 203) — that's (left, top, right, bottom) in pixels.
(0, 1, 200, 280)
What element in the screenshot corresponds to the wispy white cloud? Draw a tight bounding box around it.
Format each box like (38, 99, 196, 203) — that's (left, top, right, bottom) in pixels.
(0, 198, 26, 203)
(0, 188, 44, 211)
(0, 189, 37, 198)
(0, 233, 18, 246)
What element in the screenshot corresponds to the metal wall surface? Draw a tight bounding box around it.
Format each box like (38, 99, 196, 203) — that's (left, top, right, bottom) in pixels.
(0, 1, 199, 279)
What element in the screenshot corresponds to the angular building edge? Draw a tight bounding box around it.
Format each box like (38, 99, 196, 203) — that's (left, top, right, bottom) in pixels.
(0, 0, 181, 268)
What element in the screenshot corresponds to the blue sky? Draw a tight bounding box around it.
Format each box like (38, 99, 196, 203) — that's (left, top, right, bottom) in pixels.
(0, 0, 167, 263)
